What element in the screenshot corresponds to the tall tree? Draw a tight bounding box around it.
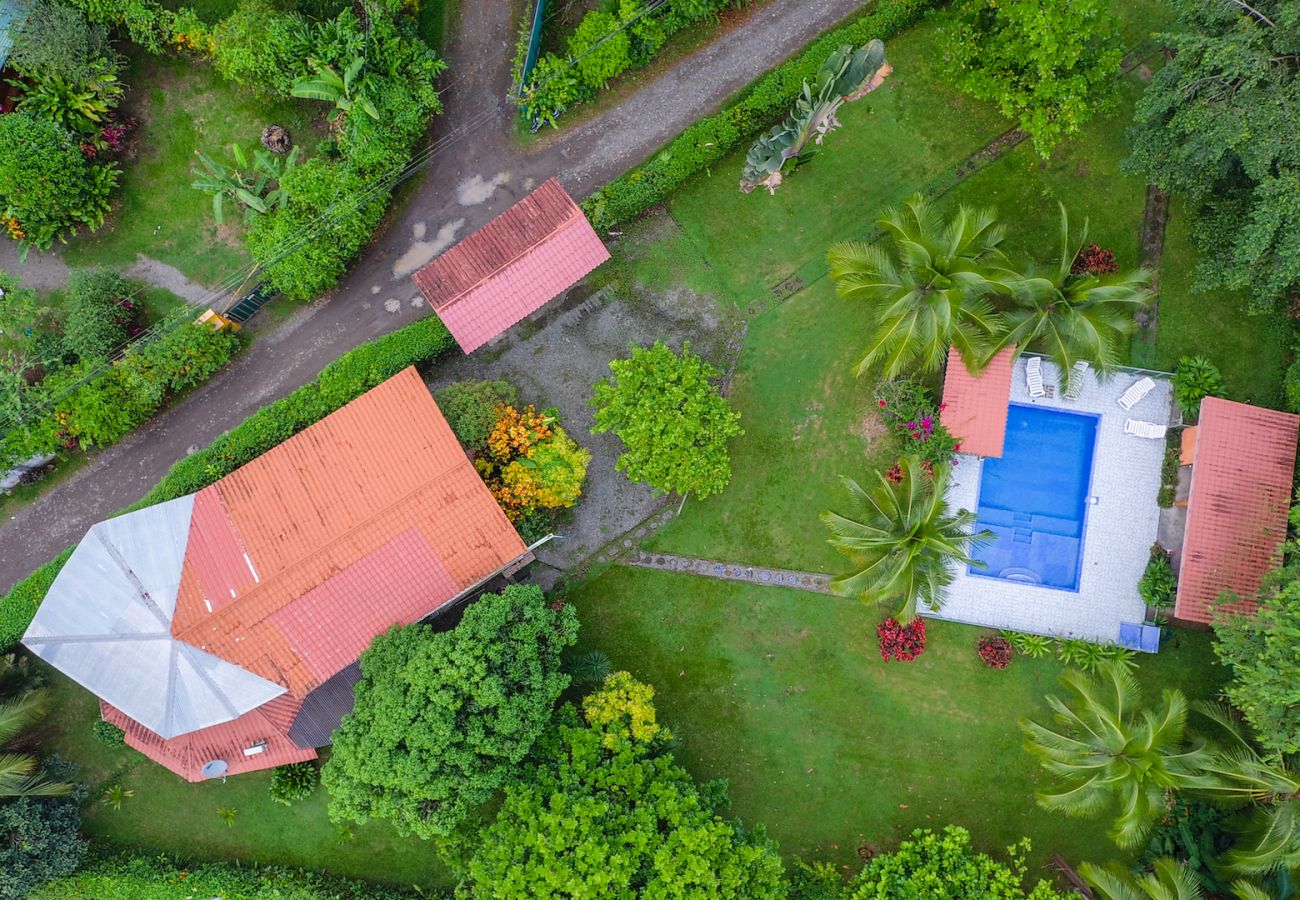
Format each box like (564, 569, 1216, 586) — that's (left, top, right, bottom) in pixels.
(460, 674, 786, 898)
(322, 585, 577, 839)
(821, 455, 990, 621)
(0, 655, 73, 800)
(1022, 663, 1210, 850)
(991, 204, 1152, 376)
(1125, 0, 1300, 310)
(590, 341, 743, 499)
(827, 194, 1010, 379)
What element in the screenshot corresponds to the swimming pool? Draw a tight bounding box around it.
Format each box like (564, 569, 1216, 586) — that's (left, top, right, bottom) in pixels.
(969, 404, 1099, 591)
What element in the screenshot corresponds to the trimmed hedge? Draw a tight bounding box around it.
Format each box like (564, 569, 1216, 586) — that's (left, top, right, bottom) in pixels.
(33, 852, 436, 899)
(581, 0, 943, 231)
(0, 314, 456, 650)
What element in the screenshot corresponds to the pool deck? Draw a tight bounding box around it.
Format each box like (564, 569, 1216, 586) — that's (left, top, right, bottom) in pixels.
(935, 356, 1172, 644)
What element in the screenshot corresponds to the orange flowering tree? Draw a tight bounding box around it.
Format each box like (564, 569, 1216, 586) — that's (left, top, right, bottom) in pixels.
(476, 404, 591, 527)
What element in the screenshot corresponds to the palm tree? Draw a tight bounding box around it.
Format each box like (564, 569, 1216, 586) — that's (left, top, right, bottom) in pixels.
(827, 194, 1012, 379)
(0, 654, 74, 799)
(1080, 857, 1204, 900)
(990, 204, 1152, 379)
(1022, 663, 1210, 850)
(820, 455, 991, 621)
(1181, 703, 1300, 877)
(291, 56, 380, 134)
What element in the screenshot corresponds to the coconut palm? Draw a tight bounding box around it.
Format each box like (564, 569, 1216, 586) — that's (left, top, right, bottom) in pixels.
(1181, 703, 1300, 877)
(990, 204, 1152, 379)
(1080, 857, 1204, 900)
(1022, 663, 1210, 850)
(820, 455, 990, 621)
(0, 654, 74, 799)
(827, 194, 1012, 379)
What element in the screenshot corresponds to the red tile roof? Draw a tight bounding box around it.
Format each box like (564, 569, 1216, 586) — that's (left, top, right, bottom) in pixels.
(939, 347, 1016, 458)
(411, 178, 610, 353)
(110, 367, 528, 781)
(1175, 397, 1300, 625)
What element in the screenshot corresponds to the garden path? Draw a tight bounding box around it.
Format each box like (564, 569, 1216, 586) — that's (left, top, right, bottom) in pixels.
(0, 0, 874, 591)
(624, 550, 834, 594)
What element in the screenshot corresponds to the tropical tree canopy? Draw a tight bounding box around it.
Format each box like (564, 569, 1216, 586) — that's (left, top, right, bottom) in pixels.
(1021, 663, 1210, 850)
(990, 204, 1151, 376)
(821, 455, 990, 621)
(0, 654, 74, 800)
(1080, 857, 1205, 900)
(828, 194, 1010, 379)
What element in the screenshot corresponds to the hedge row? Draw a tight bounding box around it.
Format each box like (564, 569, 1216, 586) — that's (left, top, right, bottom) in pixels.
(0, 314, 456, 650)
(580, 0, 944, 232)
(34, 852, 441, 899)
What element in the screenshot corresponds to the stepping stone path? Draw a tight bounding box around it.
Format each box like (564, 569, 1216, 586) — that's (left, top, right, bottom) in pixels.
(625, 550, 833, 595)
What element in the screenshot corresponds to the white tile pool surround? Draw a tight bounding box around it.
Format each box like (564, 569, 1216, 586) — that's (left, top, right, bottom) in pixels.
(933, 356, 1172, 643)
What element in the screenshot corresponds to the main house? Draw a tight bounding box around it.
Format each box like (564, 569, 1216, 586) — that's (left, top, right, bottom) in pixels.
(23, 368, 533, 781)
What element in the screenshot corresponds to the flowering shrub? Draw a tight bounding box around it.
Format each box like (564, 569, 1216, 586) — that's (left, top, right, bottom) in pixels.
(476, 404, 590, 525)
(874, 379, 960, 467)
(877, 616, 926, 662)
(486, 404, 554, 461)
(978, 635, 1012, 669)
(1071, 242, 1119, 276)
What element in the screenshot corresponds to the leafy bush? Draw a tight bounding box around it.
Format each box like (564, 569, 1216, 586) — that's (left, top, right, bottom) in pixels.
(1138, 546, 1176, 610)
(211, 0, 311, 94)
(1285, 354, 1300, 415)
(581, 0, 940, 231)
(323, 584, 578, 839)
(978, 635, 1012, 669)
(18, 57, 124, 137)
(591, 340, 743, 498)
(269, 761, 319, 805)
(92, 719, 126, 747)
(1071, 242, 1119, 276)
(0, 316, 456, 651)
(62, 267, 135, 362)
(475, 404, 591, 522)
(876, 378, 960, 466)
(569, 11, 631, 90)
(0, 112, 117, 253)
(941, 0, 1122, 157)
(434, 378, 518, 453)
(246, 159, 388, 300)
(1005, 631, 1052, 659)
(8, 0, 116, 83)
(0, 795, 88, 899)
(1157, 431, 1180, 508)
(876, 616, 926, 662)
(1140, 800, 1232, 896)
(1171, 355, 1223, 421)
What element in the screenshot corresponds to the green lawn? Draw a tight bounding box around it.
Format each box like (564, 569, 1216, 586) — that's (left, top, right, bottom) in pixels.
(63, 54, 323, 288)
(41, 670, 453, 891)
(563, 566, 1226, 877)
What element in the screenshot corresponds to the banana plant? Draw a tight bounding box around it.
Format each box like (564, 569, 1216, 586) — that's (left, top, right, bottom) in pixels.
(290, 56, 380, 133)
(191, 144, 300, 224)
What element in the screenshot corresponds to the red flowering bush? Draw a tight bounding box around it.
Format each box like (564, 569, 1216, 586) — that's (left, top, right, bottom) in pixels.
(877, 617, 927, 662)
(873, 380, 959, 467)
(978, 635, 1013, 669)
(1071, 243, 1119, 276)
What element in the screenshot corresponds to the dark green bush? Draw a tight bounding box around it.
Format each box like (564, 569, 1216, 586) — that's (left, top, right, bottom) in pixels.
(1287, 355, 1300, 415)
(569, 11, 632, 90)
(269, 760, 319, 805)
(92, 718, 126, 747)
(434, 379, 518, 453)
(1171, 355, 1223, 421)
(62, 268, 133, 363)
(1138, 546, 1176, 610)
(211, 0, 312, 95)
(0, 795, 87, 899)
(581, 0, 940, 231)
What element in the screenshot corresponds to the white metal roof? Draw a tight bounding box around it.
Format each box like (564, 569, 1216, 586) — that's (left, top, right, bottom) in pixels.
(23, 495, 284, 739)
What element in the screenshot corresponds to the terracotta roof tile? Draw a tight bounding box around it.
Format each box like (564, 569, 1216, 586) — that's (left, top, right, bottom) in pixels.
(411, 178, 610, 353)
(1175, 397, 1300, 624)
(939, 347, 1015, 458)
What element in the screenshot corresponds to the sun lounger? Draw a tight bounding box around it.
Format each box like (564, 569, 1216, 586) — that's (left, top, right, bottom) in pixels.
(1063, 361, 1088, 401)
(1124, 418, 1166, 439)
(1025, 356, 1045, 398)
(1117, 376, 1155, 411)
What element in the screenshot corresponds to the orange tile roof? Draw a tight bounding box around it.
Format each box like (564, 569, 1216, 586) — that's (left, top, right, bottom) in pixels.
(939, 347, 1015, 458)
(1175, 397, 1299, 625)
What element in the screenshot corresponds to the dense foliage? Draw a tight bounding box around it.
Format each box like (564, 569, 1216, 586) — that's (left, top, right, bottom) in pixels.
(1126, 0, 1300, 310)
(942, 0, 1122, 157)
(324, 585, 578, 839)
(435, 379, 519, 453)
(0, 315, 456, 650)
(91, 719, 125, 747)
(582, 0, 941, 230)
(1213, 556, 1300, 756)
(590, 341, 743, 498)
(0, 112, 117, 254)
(459, 673, 787, 897)
(62, 267, 135, 362)
(873, 379, 960, 465)
(1171, 355, 1223, 421)
(269, 761, 319, 805)
(0, 795, 88, 900)
(474, 404, 591, 525)
(1138, 546, 1177, 610)
(848, 825, 1069, 898)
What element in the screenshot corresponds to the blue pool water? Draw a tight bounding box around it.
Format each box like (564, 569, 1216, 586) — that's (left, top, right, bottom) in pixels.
(969, 404, 1099, 591)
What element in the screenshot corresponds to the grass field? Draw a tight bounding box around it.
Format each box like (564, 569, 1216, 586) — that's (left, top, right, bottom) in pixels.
(563, 567, 1226, 875)
(63, 54, 322, 288)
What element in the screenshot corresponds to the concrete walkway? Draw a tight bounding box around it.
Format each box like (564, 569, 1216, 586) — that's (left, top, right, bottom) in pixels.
(625, 550, 834, 594)
(0, 0, 875, 591)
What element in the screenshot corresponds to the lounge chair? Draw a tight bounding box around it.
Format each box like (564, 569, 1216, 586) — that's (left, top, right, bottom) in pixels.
(1117, 376, 1155, 411)
(1025, 356, 1045, 398)
(1063, 361, 1089, 401)
(1124, 418, 1166, 439)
